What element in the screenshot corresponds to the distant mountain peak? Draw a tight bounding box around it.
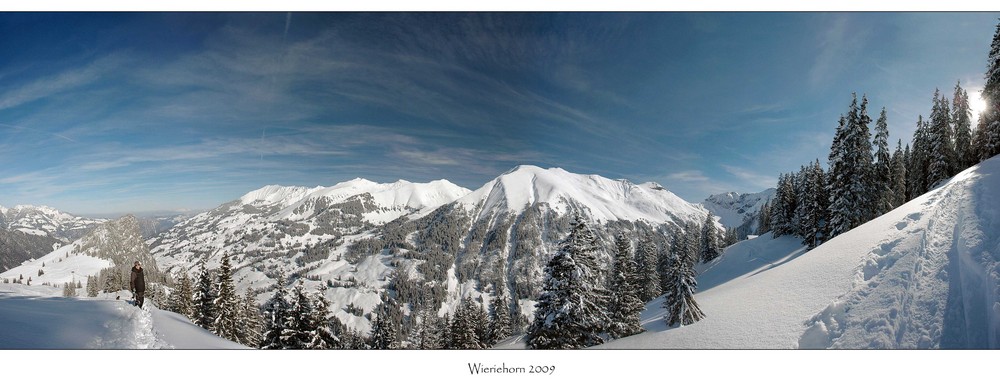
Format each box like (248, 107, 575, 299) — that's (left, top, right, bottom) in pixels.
(459, 165, 706, 224)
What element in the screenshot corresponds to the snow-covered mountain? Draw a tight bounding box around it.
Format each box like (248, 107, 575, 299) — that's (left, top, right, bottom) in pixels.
(147, 166, 712, 335)
(148, 178, 473, 331)
(0, 204, 105, 242)
(701, 188, 775, 237)
(457, 165, 706, 224)
(1, 214, 160, 289)
(599, 155, 1000, 349)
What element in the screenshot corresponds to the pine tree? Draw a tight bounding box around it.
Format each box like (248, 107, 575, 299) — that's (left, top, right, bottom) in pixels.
(86, 275, 99, 297)
(757, 199, 772, 235)
(909, 116, 931, 197)
(802, 160, 829, 248)
(212, 253, 241, 343)
(701, 215, 722, 262)
(451, 298, 487, 349)
(927, 89, 955, 188)
(62, 282, 77, 297)
(488, 284, 512, 345)
(169, 273, 195, 319)
(370, 295, 400, 349)
(635, 236, 660, 302)
(526, 216, 609, 349)
(440, 313, 453, 349)
(607, 233, 644, 339)
(953, 82, 975, 169)
(417, 310, 445, 349)
(261, 275, 291, 349)
(663, 229, 705, 327)
(241, 287, 263, 348)
(979, 19, 1000, 161)
(306, 285, 339, 349)
(872, 107, 894, 216)
(281, 281, 313, 349)
(890, 140, 908, 208)
(828, 94, 875, 238)
(770, 173, 796, 237)
(192, 262, 216, 331)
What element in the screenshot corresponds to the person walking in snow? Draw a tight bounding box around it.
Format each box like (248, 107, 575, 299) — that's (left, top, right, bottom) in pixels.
(130, 261, 146, 308)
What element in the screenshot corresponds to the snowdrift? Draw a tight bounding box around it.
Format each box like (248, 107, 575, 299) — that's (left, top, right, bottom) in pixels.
(602, 156, 1000, 349)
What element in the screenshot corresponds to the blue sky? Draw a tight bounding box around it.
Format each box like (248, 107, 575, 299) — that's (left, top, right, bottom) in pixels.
(1, 12, 998, 216)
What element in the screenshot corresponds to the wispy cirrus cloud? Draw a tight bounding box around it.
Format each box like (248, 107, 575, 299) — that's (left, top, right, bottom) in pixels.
(0, 54, 128, 111)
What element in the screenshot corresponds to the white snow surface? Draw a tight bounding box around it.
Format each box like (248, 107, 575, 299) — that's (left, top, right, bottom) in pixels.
(457, 165, 707, 224)
(0, 284, 246, 349)
(600, 156, 1000, 349)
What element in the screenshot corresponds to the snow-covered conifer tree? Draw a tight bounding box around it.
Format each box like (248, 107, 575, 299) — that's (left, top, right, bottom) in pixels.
(663, 229, 705, 327)
(451, 297, 485, 349)
(281, 281, 313, 349)
(192, 262, 216, 331)
(636, 236, 660, 302)
(488, 284, 512, 344)
(873, 107, 893, 216)
(828, 94, 875, 238)
(953, 82, 975, 169)
(526, 216, 609, 349)
(369, 292, 400, 349)
(802, 160, 829, 248)
(212, 253, 241, 343)
(171, 273, 194, 319)
(757, 199, 772, 235)
(700, 215, 721, 262)
(261, 275, 291, 349)
(927, 89, 955, 188)
(891, 140, 908, 208)
(306, 285, 339, 349)
(607, 233, 644, 339)
(241, 287, 263, 348)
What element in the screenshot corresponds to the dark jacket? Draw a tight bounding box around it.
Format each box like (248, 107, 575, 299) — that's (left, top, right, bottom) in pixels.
(130, 266, 146, 293)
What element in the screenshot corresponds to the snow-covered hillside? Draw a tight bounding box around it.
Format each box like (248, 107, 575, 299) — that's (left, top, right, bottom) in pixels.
(600, 156, 1000, 349)
(0, 243, 111, 289)
(0, 283, 245, 349)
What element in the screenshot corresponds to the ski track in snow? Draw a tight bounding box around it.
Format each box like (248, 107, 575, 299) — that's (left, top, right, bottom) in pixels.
(92, 302, 171, 349)
(802, 166, 1000, 349)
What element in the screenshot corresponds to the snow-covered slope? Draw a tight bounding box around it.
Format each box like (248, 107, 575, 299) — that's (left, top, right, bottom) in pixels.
(600, 156, 1000, 349)
(458, 165, 705, 225)
(0, 283, 246, 349)
(0, 204, 104, 242)
(0, 243, 111, 288)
